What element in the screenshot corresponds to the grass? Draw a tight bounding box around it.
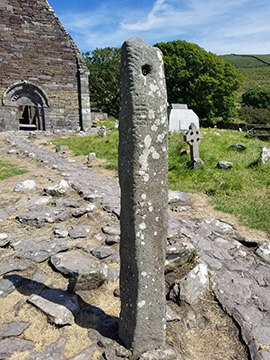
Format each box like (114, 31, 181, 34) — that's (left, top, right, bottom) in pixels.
(0, 160, 28, 180)
(220, 54, 270, 68)
(52, 122, 270, 234)
(52, 117, 119, 171)
(168, 129, 270, 233)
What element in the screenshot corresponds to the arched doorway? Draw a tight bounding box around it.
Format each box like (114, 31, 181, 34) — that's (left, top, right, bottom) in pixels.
(3, 81, 49, 130)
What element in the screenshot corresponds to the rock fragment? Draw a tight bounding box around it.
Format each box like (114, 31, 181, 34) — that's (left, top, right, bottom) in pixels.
(13, 179, 37, 192)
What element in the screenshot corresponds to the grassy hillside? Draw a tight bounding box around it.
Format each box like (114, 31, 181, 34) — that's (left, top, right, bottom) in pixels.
(220, 54, 270, 98)
(220, 54, 270, 68)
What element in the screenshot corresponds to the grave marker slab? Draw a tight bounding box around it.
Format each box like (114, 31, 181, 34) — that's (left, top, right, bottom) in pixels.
(118, 37, 168, 359)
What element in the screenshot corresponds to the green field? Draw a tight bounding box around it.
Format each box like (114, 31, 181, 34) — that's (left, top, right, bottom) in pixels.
(220, 54, 270, 68)
(220, 54, 270, 99)
(52, 123, 270, 235)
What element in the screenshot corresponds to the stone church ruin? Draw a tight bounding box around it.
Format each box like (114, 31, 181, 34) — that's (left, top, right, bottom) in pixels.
(0, 0, 91, 131)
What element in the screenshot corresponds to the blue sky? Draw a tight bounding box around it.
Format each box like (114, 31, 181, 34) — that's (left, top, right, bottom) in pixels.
(47, 0, 270, 55)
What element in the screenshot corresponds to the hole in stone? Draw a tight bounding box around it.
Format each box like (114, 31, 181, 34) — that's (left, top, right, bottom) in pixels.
(191, 139, 194, 143)
(196, 131, 199, 134)
(142, 64, 151, 76)
(197, 138, 200, 141)
(190, 132, 193, 136)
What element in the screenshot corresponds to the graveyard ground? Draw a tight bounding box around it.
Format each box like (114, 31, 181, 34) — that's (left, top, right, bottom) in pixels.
(0, 131, 268, 359)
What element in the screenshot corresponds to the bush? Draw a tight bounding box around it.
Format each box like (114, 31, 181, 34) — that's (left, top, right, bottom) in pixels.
(237, 107, 270, 125)
(242, 87, 270, 109)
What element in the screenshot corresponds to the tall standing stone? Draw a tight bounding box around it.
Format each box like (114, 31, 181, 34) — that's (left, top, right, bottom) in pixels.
(118, 38, 168, 359)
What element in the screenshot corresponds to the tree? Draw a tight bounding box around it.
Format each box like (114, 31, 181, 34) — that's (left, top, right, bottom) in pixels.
(154, 40, 243, 121)
(242, 87, 270, 109)
(83, 47, 121, 117)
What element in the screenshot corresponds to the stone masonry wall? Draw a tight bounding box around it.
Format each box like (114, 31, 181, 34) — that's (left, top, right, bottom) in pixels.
(0, 0, 91, 131)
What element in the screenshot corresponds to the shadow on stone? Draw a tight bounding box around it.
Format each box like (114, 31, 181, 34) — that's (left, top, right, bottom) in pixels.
(3, 274, 121, 342)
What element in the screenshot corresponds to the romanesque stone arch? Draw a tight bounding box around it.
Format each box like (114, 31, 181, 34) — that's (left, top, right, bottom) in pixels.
(2, 81, 49, 130)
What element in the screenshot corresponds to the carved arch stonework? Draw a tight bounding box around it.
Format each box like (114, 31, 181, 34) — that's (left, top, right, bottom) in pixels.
(2, 81, 49, 130)
(3, 81, 49, 107)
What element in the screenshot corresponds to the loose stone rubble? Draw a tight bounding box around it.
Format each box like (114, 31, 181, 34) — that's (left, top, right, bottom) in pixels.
(0, 131, 269, 360)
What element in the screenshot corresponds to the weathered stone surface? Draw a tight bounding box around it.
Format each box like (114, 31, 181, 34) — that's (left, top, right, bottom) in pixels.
(197, 218, 234, 233)
(233, 305, 264, 327)
(97, 337, 131, 358)
(0, 275, 22, 298)
(110, 251, 120, 264)
(118, 37, 168, 358)
(91, 246, 113, 259)
(16, 239, 69, 262)
(77, 305, 107, 329)
(52, 199, 81, 208)
(50, 250, 96, 276)
(251, 326, 270, 345)
(68, 345, 102, 360)
(0, 233, 10, 247)
(102, 225, 121, 236)
(44, 179, 70, 196)
(256, 242, 270, 263)
(92, 233, 107, 243)
(168, 191, 191, 204)
(56, 145, 69, 153)
(28, 338, 66, 360)
(13, 179, 37, 192)
(139, 348, 177, 360)
(217, 160, 233, 169)
(250, 284, 270, 314)
(68, 263, 108, 292)
(0, 260, 30, 276)
(166, 305, 181, 322)
(212, 269, 252, 313)
(72, 204, 96, 217)
(98, 125, 107, 138)
(16, 207, 70, 227)
(179, 264, 209, 305)
(17, 195, 52, 207)
(200, 254, 222, 271)
(0, 0, 91, 132)
(260, 146, 270, 164)
(105, 235, 120, 245)
(53, 224, 69, 238)
(28, 289, 79, 325)
(165, 241, 194, 272)
(87, 152, 96, 163)
(69, 225, 91, 239)
(107, 268, 120, 283)
(0, 338, 35, 358)
(100, 351, 117, 360)
(0, 321, 30, 338)
(184, 123, 204, 169)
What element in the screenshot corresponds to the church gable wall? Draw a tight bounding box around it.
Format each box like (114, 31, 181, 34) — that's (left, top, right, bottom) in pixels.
(0, 0, 90, 131)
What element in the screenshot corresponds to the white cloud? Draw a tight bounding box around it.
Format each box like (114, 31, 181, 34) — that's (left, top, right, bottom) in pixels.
(55, 0, 270, 54)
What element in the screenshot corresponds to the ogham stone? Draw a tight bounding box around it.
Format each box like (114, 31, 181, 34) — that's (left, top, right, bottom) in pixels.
(118, 38, 168, 359)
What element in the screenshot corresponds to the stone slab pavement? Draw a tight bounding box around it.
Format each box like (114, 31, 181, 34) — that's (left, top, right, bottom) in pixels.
(3, 131, 270, 360)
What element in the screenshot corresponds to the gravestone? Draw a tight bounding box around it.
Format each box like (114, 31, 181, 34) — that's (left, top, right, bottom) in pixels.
(168, 104, 199, 132)
(118, 38, 168, 359)
(184, 123, 204, 168)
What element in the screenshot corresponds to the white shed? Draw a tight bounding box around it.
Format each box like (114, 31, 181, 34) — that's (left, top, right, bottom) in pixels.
(168, 104, 199, 132)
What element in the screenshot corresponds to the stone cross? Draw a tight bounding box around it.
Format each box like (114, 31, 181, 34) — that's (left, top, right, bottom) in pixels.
(183, 122, 204, 168)
(118, 38, 168, 359)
